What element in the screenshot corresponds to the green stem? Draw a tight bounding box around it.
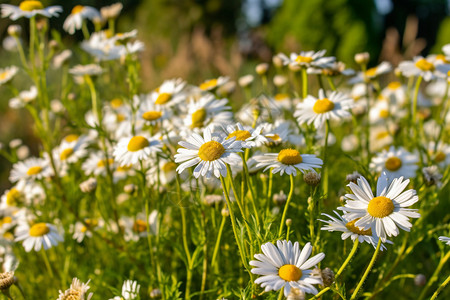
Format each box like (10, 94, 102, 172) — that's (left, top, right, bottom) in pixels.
(41, 249, 54, 279)
(412, 76, 423, 140)
(327, 76, 336, 91)
(350, 239, 382, 300)
(301, 67, 308, 99)
(241, 152, 260, 228)
(278, 174, 295, 236)
(211, 215, 226, 270)
(430, 274, 450, 300)
(277, 286, 285, 300)
(418, 251, 450, 300)
(322, 120, 330, 197)
(81, 20, 90, 40)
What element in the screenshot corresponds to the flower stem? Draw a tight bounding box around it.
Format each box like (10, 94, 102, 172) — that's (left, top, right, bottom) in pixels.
(301, 67, 308, 99)
(412, 76, 423, 140)
(211, 215, 226, 270)
(278, 174, 295, 236)
(430, 274, 450, 300)
(41, 249, 54, 279)
(350, 239, 382, 300)
(418, 250, 450, 300)
(322, 120, 330, 197)
(277, 286, 285, 300)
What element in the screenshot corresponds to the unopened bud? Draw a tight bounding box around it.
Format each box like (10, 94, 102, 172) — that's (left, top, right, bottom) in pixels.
(414, 274, 426, 286)
(273, 190, 287, 205)
(354, 52, 370, 65)
(273, 75, 288, 87)
(286, 218, 292, 227)
(7, 25, 21, 36)
(9, 139, 22, 148)
(339, 196, 346, 204)
(0, 271, 14, 291)
(304, 171, 321, 187)
(149, 288, 162, 298)
(256, 63, 269, 75)
(124, 184, 136, 194)
(68, 93, 76, 101)
(321, 267, 335, 287)
(79, 178, 97, 193)
(16, 145, 29, 160)
(221, 207, 229, 217)
(203, 194, 223, 206)
(394, 67, 402, 77)
(238, 74, 254, 87)
(272, 55, 284, 68)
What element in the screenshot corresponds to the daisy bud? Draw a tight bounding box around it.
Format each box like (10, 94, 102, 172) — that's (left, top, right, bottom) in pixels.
(17, 145, 29, 160)
(0, 272, 14, 291)
(273, 75, 288, 87)
(51, 99, 64, 113)
(68, 93, 76, 101)
(287, 288, 305, 300)
(255, 63, 269, 75)
(150, 288, 162, 298)
(221, 207, 230, 217)
(320, 267, 335, 287)
(414, 274, 426, 286)
(49, 40, 59, 51)
(286, 218, 292, 227)
(36, 18, 48, 32)
(307, 196, 313, 206)
(346, 171, 361, 183)
(238, 75, 254, 87)
(339, 196, 346, 205)
(79, 178, 97, 193)
(273, 190, 287, 205)
(354, 52, 370, 65)
(217, 81, 236, 97)
(124, 184, 137, 194)
(272, 55, 284, 68)
(304, 171, 321, 187)
(117, 193, 130, 204)
(203, 194, 223, 206)
(422, 166, 443, 187)
(288, 64, 301, 72)
(7, 25, 21, 37)
(9, 139, 22, 148)
(394, 67, 402, 77)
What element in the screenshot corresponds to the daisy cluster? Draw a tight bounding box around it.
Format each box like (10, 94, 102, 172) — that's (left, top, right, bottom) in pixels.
(0, 1, 449, 299)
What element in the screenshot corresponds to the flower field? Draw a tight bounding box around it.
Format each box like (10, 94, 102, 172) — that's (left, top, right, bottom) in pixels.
(0, 1, 449, 300)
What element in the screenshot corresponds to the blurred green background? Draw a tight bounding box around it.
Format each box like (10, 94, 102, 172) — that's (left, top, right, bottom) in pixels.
(1, 0, 450, 190)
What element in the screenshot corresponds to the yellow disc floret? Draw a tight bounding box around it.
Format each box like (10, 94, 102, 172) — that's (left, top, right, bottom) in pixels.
(60, 148, 74, 161)
(71, 5, 84, 14)
(379, 109, 389, 118)
(313, 98, 335, 114)
(6, 188, 22, 206)
(295, 56, 313, 64)
(191, 108, 207, 129)
(110, 98, 123, 109)
(198, 141, 225, 161)
(97, 158, 114, 168)
(385, 156, 402, 171)
(19, 1, 43, 11)
(26, 166, 42, 176)
(155, 93, 172, 105)
(368, 196, 394, 218)
(64, 134, 79, 143)
(387, 81, 401, 90)
(199, 79, 218, 91)
(127, 136, 150, 152)
(278, 264, 302, 282)
(133, 219, 147, 233)
(365, 67, 378, 78)
(227, 130, 251, 141)
(415, 58, 435, 71)
(345, 218, 372, 235)
(435, 151, 446, 163)
(142, 111, 162, 121)
(277, 149, 303, 165)
(29, 223, 50, 237)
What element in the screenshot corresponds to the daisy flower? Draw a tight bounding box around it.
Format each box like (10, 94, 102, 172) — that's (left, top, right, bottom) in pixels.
(250, 240, 325, 296)
(121, 210, 158, 242)
(175, 127, 243, 179)
(146, 158, 180, 186)
(56, 135, 90, 164)
(398, 56, 449, 81)
(381, 81, 407, 107)
(340, 172, 420, 242)
(252, 148, 323, 176)
(261, 121, 304, 147)
(294, 89, 354, 129)
(0, 66, 18, 86)
(15, 222, 63, 252)
(438, 236, 450, 245)
(82, 151, 115, 177)
(278, 50, 335, 69)
(370, 146, 419, 179)
(1, 1, 62, 20)
(348, 61, 392, 84)
(100, 2, 123, 20)
(9, 157, 53, 183)
(151, 78, 186, 108)
(57, 278, 93, 300)
(222, 122, 267, 148)
(426, 142, 450, 168)
(63, 5, 100, 34)
(183, 94, 233, 130)
(69, 64, 103, 77)
(9, 85, 38, 109)
(135, 94, 168, 126)
(81, 31, 123, 61)
(319, 210, 389, 250)
(72, 219, 102, 243)
(113, 134, 162, 166)
(110, 280, 141, 300)
(198, 76, 229, 92)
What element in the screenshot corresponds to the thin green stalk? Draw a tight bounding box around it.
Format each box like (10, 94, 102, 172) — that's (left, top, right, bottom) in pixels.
(418, 251, 450, 300)
(412, 76, 423, 140)
(241, 152, 260, 228)
(301, 67, 308, 99)
(81, 20, 90, 40)
(322, 120, 330, 197)
(277, 286, 285, 300)
(310, 240, 360, 300)
(211, 215, 226, 270)
(278, 174, 295, 236)
(430, 274, 450, 300)
(41, 250, 54, 279)
(350, 239, 382, 300)
(327, 76, 336, 91)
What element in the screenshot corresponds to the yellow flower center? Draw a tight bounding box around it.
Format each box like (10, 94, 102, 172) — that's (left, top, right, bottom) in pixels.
(365, 67, 378, 78)
(415, 58, 435, 71)
(29, 222, 50, 237)
(375, 131, 389, 140)
(278, 264, 302, 281)
(387, 81, 401, 90)
(81, 226, 88, 233)
(345, 218, 372, 235)
(277, 149, 303, 165)
(0, 72, 8, 80)
(19, 1, 43, 11)
(0, 217, 13, 226)
(71, 5, 84, 14)
(117, 165, 132, 172)
(198, 141, 225, 161)
(64, 134, 79, 143)
(127, 136, 150, 152)
(266, 134, 281, 141)
(162, 162, 177, 173)
(142, 111, 162, 121)
(133, 219, 147, 233)
(435, 54, 449, 63)
(295, 56, 313, 64)
(97, 158, 114, 168)
(155, 93, 172, 105)
(116, 113, 126, 122)
(60, 290, 81, 300)
(199, 79, 218, 90)
(60, 148, 74, 161)
(367, 196, 394, 218)
(379, 109, 389, 118)
(227, 130, 251, 141)
(26, 166, 42, 176)
(191, 108, 207, 129)
(274, 93, 289, 101)
(110, 98, 123, 109)
(313, 98, 335, 114)
(435, 151, 446, 163)
(385, 156, 402, 171)
(6, 188, 22, 206)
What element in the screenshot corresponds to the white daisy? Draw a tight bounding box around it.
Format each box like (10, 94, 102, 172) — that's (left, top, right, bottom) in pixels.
(121, 210, 158, 242)
(52, 49, 72, 69)
(1, 1, 62, 20)
(348, 61, 392, 84)
(250, 240, 325, 296)
(0, 66, 18, 86)
(15, 222, 63, 252)
(381, 81, 407, 107)
(81, 151, 115, 177)
(175, 127, 243, 179)
(261, 121, 304, 147)
(370, 146, 419, 179)
(57, 135, 90, 164)
(100, 2, 123, 20)
(340, 172, 420, 242)
(115, 280, 140, 300)
(183, 94, 233, 130)
(426, 142, 450, 168)
(294, 89, 354, 129)
(198, 76, 229, 91)
(69, 64, 103, 76)
(63, 5, 100, 35)
(252, 148, 323, 176)
(398, 56, 449, 81)
(438, 236, 450, 245)
(222, 122, 267, 148)
(146, 158, 180, 186)
(81, 31, 123, 61)
(150, 78, 186, 108)
(72, 219, 102, 243)
(134, 94, 168, 126)
(113, 134, 162, 166)
(57, 278, 93, 300)
(9, 85, 38, 109)
(9, 157, 53, 183)
(278, 50, 335, 69)
(319, 210, 389, 250)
